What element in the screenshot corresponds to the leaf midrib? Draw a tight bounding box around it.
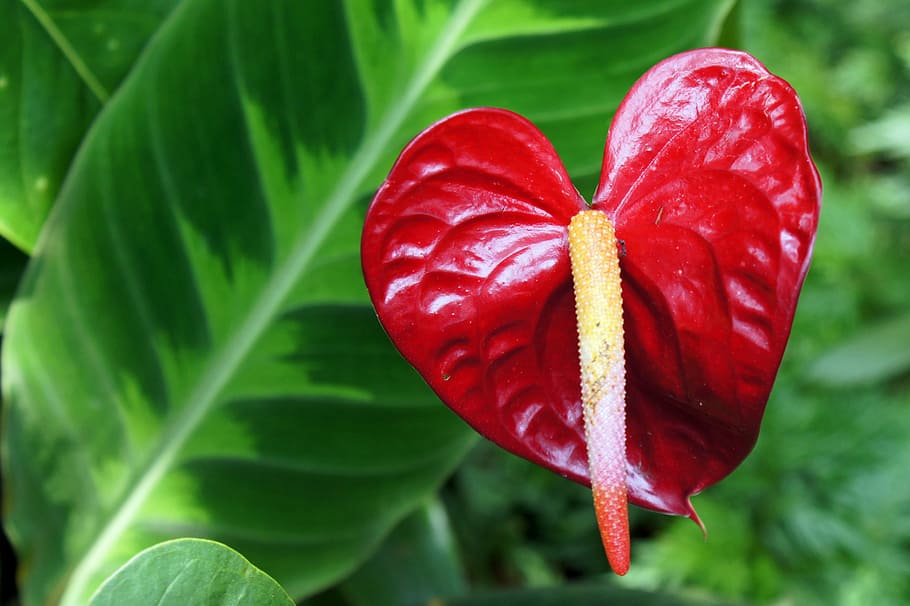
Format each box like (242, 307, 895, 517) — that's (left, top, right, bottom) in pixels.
(59, 0, 488, 603)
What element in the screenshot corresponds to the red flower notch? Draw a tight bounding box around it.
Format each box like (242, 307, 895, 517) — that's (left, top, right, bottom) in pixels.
(361, 49, 821, 573)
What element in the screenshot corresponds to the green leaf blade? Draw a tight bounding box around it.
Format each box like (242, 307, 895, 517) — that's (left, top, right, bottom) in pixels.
(87, 538, 295, 606)
(808, 313, 910, 386)
(0, 0, 179, 252)
(339, 500, 468, 606)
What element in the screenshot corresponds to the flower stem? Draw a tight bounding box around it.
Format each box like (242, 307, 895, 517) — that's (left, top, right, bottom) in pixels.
(567, 209, 630, 576)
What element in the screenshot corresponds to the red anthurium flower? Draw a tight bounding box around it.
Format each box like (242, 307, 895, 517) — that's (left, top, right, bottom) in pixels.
(361, 48, 821, 575)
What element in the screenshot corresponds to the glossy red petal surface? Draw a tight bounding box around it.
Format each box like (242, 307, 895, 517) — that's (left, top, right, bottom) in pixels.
(594, 49, 821, 514)
(362, 49, 821, 518)
(362, 108, 591, 478)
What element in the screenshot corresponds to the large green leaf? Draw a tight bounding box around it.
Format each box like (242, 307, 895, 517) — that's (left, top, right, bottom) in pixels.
(88, 538, 294, 606)
(0, 0, 179, 253)
(2, 1, 734, 605)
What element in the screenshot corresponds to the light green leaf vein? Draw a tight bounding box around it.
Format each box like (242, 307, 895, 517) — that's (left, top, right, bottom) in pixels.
(20, 0, 110, 102)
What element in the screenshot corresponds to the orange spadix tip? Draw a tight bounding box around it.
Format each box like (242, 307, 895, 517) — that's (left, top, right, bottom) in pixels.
(568, 210, 630, 576)
(594, 484, 630, 575)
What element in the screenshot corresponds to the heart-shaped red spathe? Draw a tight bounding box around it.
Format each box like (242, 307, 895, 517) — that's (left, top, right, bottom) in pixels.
(361, 49, 821, 519)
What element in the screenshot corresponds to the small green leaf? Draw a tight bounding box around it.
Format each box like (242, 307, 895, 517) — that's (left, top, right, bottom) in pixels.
(849, 104, 910, 158)
(808, 313, 910, 386)
(88, 538, 294, 606)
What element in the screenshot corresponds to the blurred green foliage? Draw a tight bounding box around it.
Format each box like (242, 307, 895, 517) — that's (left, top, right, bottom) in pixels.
(439, 1, 910, 605)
